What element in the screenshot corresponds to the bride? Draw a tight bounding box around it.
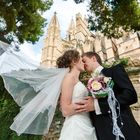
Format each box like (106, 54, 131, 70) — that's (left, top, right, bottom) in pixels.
(56, 50, 97, 140)
(0, 41, 97, 140)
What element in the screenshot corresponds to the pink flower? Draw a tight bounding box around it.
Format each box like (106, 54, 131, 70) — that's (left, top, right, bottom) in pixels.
(87, 76, 112, 98)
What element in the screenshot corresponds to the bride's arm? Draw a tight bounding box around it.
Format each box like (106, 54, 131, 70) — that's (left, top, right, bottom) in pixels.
(60, 75, 77, 117)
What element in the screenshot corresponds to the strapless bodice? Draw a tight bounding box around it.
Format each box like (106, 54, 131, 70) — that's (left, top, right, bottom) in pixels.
(72, 81, 89, 103)
(65, 81, 91, 120)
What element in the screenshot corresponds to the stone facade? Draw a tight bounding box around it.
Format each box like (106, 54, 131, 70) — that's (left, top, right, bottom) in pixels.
(128, 68, 140, 125)
(41, 12, 140, 67)
(41, 12, 96, 67)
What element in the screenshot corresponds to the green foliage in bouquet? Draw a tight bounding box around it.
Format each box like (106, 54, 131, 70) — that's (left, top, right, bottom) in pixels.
(0, 76, 42, 140)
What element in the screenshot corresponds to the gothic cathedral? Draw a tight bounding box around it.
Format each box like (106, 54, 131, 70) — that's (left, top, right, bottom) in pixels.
(41, 12, 140, 67)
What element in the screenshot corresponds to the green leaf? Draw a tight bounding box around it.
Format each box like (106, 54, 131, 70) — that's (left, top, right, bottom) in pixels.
(0, 0, 53, 44)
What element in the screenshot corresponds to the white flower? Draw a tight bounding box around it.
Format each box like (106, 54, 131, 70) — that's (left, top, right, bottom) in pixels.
(104, 77, 110, 84)
(91, 81, 102, 91)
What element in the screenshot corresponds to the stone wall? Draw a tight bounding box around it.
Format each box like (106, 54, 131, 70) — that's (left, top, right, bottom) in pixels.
(127, 66, 140, 125)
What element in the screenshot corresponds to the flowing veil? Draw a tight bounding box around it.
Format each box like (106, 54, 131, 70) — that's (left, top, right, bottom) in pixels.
(0, 41, 68, 136)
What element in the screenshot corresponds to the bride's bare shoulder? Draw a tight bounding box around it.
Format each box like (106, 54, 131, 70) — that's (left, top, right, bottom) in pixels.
(62, 73, 74, 86)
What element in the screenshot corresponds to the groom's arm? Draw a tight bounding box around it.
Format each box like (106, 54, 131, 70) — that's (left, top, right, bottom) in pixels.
(98, 64, 138, 115)
(74, 96, 102, 114)
(112, 64, 137, 105)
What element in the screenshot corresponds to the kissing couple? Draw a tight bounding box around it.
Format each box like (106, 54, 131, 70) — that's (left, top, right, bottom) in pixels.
(0, 43, 140, 140)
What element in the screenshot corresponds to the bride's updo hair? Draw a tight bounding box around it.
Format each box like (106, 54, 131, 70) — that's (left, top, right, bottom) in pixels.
(56, 50, 80, 68)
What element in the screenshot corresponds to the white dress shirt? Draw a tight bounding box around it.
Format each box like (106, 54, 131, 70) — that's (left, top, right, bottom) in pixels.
(91, 65, 103, 115)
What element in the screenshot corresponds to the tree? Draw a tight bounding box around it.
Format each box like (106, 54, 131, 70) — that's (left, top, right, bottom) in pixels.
(0, 0, 53, 44)
(73, 0, 140, 38)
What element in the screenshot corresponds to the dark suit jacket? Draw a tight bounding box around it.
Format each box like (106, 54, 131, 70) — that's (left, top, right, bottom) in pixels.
(90, 64, 140, 140)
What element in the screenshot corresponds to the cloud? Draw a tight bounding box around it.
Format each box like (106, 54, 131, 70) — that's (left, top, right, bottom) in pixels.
(20, 42, 41, 63)
(19, 0, 88, 62)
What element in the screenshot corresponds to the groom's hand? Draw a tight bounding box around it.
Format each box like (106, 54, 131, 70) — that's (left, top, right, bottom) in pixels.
(74, 96, 95, 113)
(83, 96, 95, 112)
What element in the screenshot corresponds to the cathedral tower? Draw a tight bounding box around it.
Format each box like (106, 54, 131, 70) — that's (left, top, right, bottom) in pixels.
(67, 18, 75, 41)
(41, 12, 62, 67)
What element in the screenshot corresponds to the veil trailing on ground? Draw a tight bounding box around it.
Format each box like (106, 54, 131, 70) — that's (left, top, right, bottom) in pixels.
(0, 41, 68, 136)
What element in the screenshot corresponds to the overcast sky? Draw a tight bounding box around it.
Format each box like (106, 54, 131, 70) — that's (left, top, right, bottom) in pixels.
(20, 0, 89, 63)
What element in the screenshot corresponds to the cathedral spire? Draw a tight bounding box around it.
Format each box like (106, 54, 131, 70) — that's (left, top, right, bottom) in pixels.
(41, 12, 62, 67)
(67, 18, 75, 40)
(48, 12, 60, 29)
(68, 18, 75, 32)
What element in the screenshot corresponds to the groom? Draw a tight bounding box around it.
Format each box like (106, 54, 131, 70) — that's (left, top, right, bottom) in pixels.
(75, 51, 140, 140)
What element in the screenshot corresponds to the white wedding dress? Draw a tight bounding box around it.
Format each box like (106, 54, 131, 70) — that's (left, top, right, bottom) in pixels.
(59, 81, 97, 140)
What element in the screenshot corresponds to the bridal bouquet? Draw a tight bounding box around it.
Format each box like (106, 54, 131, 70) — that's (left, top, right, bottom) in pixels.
(87, 75, 114, 98)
